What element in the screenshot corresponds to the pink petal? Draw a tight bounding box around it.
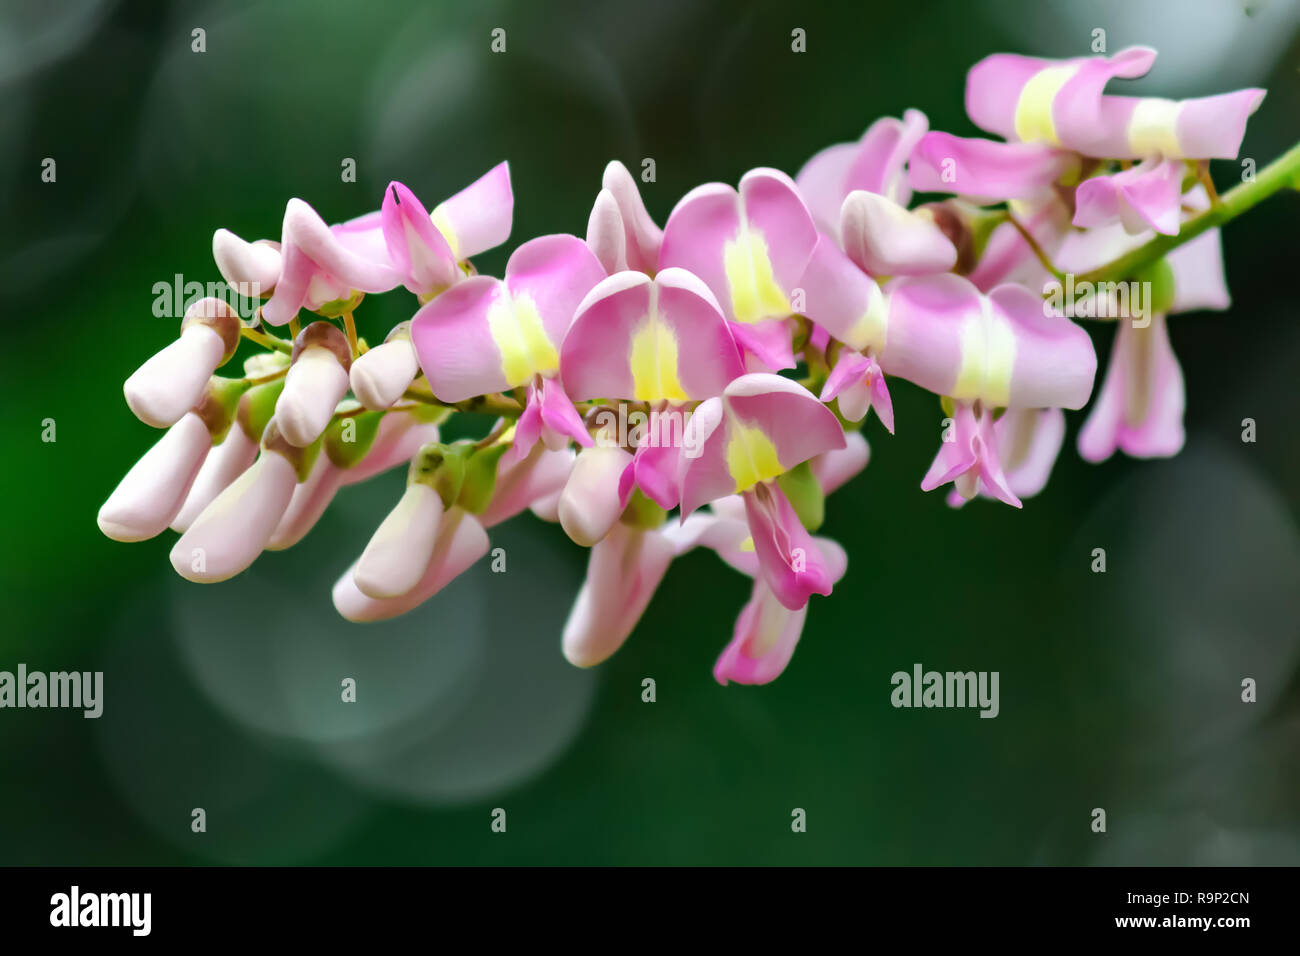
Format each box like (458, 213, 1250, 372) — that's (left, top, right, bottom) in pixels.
(713, 579, 809, 686)
(169, 449, 298, 582)
(809, 430, 870, 495)
(743, 481, 835, 610)
(1073, 157, 1184, 236)
(598, 158, 660, 274)
(172, 425, 259, 533)
(728, 318, 797, 372)
(995, 407, 1065, 499)
(679, 375, 845, 516)
(561, 267, 744, 401)
(1169, 228, 1230, 313)
(908, 132, 1077, 201)
(562, 521, 675, 667)
(430, 161, 513, 260)
(98, 413, 210, 542)
(333, 507, 490, 622)
(480, 442, 575, 528)
(840, 189, 957, 276)
(381, 181, 458, 295)
(659, 170, 817, 325)
(1078, 313, 1185, 461)
(559, 442, 634, 546)
(795, 110, 928, 241)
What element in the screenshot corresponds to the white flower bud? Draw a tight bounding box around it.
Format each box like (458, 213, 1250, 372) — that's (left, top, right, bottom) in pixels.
(170, 425, 259, 532)
(353, 483, 443, 599)
(349, 336, 417, 411)
(169, 448, 297, 582)
(558, 443, 632, 547)
(124, 326, 224, 428)
(212, 229, 281, 291)
(840, 189, 957, 276)
(276, 321, 352, 447)
(98, 412, 210, 541)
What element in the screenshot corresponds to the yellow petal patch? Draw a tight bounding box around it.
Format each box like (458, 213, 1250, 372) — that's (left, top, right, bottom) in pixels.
(1013, 64, 1078, 146)
(1127, 98, 1184, 159)
(844, 282, 889, 355)
(629, 309, 689, 402)
(952, 294, 1017, 405)
(723, 228, 791, 324)
(487, 291, 558, 387)
(430, 203, 460, 259)
(726, 420, 784, 493)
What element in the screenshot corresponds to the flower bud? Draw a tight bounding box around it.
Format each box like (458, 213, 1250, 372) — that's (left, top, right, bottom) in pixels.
(168, 422, 302, 583)
(349, 323, 418, 410)
(353, 483, 444, 599)
(840, 190, 957, 276)
(332, 508, 489, 622)
(124, 298, 240, 427)
(558, 442, 633, 546)
(170, 425, 259, 533)
(98, 412, 210, 541)
(275, 321, 352, 447)
(212, 229, 281, 292)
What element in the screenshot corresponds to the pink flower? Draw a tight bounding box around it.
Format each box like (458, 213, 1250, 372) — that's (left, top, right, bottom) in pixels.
(966, 46, 1264, 160)
(256, 163, 514, 326)
(585, 160, 663, 275)
(659, 168, 818, 369)
(795, 109, 929, 242)
(410, 234, 606, 461)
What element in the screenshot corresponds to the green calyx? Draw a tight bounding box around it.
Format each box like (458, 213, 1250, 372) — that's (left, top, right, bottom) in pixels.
(620, 488, 667, 530)
(236, 378, 286, 443)
(411, 440, 475, 510)
(777, 460, 825, 532)
(324, 408, 384, 469)
(194, 375, 250, 443)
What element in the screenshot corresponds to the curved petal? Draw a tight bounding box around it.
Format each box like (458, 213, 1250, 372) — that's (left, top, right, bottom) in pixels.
(909, 132, 1077, 201)
(561, 521, 675, 667)
(561, 267, 743, 402)
(1074, 157, 1184, 235)
(430, 161, 514, 260)
(1078, 313, 1185, 461)
(840, 189, 957, 276)
(381, 181, 458, 295)
(98, 413, 210, 542)
(333, 507, 489, 622)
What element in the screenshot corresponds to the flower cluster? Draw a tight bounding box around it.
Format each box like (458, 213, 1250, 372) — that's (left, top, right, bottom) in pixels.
(99, 47, 1267, 684)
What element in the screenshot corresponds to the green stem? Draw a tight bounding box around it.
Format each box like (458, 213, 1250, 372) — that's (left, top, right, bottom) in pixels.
(240, 324, 292, 354)
(1077, 141, 1300, 286)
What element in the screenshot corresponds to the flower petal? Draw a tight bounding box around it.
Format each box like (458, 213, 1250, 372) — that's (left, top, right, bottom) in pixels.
(908, 132, 1077, 201)
(429, 161, 513, 261)
(1074, 157, 1184, 235)
(354, 482, 444, 599)
(840, 189, 957, 276)
(381, 181, 458, 295)
(333, 507, 489, 622)
(561, 267, 744, 402)
(170, 449, 298, 582)
(561, 521, 675, 667)
(98, 413, 210, 541)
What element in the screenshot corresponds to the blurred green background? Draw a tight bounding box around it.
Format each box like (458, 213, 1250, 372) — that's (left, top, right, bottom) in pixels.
(1, 0, 1298, 865)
